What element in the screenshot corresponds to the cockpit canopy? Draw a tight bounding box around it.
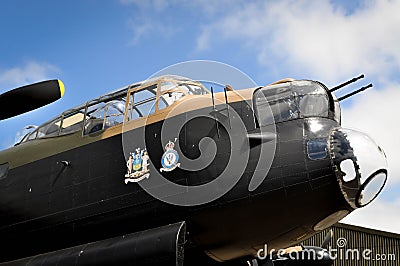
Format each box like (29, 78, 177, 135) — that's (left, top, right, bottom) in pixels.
(125, 76, 208, 121)
(16, 76, 209, 145)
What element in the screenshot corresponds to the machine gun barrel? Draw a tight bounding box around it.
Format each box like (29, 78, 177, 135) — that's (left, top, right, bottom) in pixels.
(330, 74, 365, 92)
(338, 83, 373, 101)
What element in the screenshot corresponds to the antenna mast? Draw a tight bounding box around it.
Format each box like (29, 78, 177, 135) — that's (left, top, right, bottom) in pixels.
(210, 86, 220, 138)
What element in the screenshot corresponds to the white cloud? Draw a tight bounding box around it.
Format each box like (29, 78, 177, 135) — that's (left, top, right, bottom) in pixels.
(196, 0, 400, 83)
(121, 0, 237, 45)
(0, 61, 59, 90)
(341, 197, 400, 234)
(120, 0, 400, 84)
(121, 0, 186, 44)
(128, 19, 155, 44)
(127, 18, 179, 44)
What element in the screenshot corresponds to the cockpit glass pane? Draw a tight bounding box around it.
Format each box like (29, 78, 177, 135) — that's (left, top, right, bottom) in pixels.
(254, 91, 274, 126)
(28, 131, 38, 140)
(255, 87, 298, 126)
(161, 81, 178, 92)
(261, 85, 292, 100)
(84, 98, 126, 134)
(178, 83, 208, 95)
(105, 100, 125, 128)
(294, 82, 329, 118)
(188, 84, 206, 95)
(271, 97, 298, 122)
(15, 125, 37, 145)
(158, 81, 185, 110)
(37, 117, 62, 138)
(157, 80, 208, 111)
(293, 81, 324, 95)
(133, 86, 157, 116)
(298, 94, 329, 117)
(84, 102, 106, 134)
(160, 91, 185, 106)
(87, 102, 106, 119)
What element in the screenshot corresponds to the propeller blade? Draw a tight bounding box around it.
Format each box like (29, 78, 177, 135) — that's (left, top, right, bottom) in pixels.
(0, 79, 65, 120)
(321, 229, 333, 249)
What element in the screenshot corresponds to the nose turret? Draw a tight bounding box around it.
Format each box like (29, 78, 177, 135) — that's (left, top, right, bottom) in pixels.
(330, 128, 388, 209)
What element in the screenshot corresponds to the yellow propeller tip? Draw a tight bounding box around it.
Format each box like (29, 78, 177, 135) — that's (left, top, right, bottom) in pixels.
(58, 80, 65, 97)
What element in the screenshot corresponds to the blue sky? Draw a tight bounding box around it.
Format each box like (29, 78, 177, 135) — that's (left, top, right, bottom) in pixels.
(0, 0, 264, 144)
(1, 0, 399, 233)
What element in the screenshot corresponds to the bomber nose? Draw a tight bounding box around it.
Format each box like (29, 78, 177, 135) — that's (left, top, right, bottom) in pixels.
(330, 128, 388, 209)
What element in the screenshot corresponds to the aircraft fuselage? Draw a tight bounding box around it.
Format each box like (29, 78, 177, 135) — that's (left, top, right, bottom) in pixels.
(0, 77, 387, 264)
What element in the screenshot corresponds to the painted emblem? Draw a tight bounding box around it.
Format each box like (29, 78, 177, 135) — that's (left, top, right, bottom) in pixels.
(160, 139, 180, 172)
(125, 148, 150, 184)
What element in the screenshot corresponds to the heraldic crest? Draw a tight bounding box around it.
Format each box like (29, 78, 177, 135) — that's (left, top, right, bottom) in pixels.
(125, 148, 150, 184)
